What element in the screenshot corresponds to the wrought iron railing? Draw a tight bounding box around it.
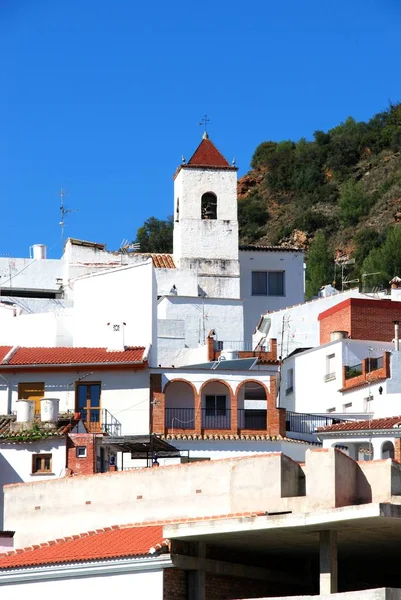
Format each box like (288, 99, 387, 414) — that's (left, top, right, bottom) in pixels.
(237, 409, 267, 430)
(214, 341, 269, 352)
(80, 408, 122, 436)
(286, 411, 347, 434)
(165, 408, 195, 429)
(202, 408, 231, 429)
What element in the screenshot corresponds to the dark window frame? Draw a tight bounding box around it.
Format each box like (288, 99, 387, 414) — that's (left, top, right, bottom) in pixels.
(251, 271, 285, 297)
(32, 453, 52, 474)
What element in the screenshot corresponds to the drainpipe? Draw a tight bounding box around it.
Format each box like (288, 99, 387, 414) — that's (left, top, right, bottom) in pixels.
(394, 321, 400, 352)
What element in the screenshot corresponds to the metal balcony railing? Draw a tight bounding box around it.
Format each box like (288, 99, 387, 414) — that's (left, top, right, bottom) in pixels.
(237, 409, 267, 430)
(202, 408, 231, 429)
(286, 411, 348, 434)
(165, 408, 195, 429)
(80, 408, 122, 436)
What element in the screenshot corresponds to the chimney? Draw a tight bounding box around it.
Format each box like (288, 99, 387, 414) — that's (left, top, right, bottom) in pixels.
(394, 321, 400, 352)
(106, 321, 126, 351)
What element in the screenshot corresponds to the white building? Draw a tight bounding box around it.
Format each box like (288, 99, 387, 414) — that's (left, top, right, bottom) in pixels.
(0, 135, 304, 367)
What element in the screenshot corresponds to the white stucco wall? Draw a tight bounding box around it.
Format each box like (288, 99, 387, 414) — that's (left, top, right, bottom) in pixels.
(0, 369, 150, 435)
(0, 256, 63, 292)
(157, 295, 244, 349)
(0, 568, 164, 599)
(280, 339, 394, 416)
(0, 438, 66, 528)
(240, 249, 305, 345)
(173, 167, 239, 262)
(72, 261, 156, 355)
(252, 288, 382, 358)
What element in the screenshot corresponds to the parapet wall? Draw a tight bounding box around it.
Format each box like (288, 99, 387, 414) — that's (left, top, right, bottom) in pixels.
(5, 448, 400, 548)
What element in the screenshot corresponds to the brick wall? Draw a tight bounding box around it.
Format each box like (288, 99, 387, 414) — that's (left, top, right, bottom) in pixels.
(319, 298, 401, 344)
(66, 433, 96, 476)
(341, 352, 390, 391)
(163, 568, 187, 600)
(151, 375, 285, 438)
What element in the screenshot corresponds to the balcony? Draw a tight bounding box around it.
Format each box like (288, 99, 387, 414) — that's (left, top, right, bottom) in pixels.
(80, 408, 122, 436)
(342, 353, 388, 390)
(286, 411, 347, 435)
(344, 363, 363, 380)
(165, 408, 268, 431)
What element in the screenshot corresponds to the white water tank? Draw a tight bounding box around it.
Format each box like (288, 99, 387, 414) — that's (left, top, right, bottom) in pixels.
(16, 400, 34, 423)
(330, 331, 349, 341)
(32, 244, 47, 260)
(219, 349, 238, 361)
(40, 398, 60, 422)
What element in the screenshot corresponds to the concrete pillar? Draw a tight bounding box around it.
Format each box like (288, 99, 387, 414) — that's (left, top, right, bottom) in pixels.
(319, 530, 338, 595)
(187, 542, 206, 600)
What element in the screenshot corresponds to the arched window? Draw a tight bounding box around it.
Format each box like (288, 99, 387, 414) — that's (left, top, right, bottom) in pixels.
(382, 441, 395, 459)
(201, 192, 217, 220)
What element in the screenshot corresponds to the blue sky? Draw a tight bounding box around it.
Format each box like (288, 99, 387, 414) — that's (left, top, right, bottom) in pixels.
(2, 0, 401, 257)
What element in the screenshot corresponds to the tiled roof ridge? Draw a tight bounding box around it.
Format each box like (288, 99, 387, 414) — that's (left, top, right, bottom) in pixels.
(319, 414, 401, 433)
(0, 511, 266, 560)
(186, 137, 232, 168)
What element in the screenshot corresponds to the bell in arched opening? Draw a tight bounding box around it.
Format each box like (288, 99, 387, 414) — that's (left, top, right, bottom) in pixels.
(201, 192, 217, 220)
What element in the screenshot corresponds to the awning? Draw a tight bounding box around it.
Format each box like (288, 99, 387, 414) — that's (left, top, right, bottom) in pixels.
(101, 434, 181, 458)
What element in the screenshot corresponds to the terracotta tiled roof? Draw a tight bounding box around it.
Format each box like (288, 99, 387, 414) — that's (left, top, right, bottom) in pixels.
(0, 412, 82, 441)
(0, 347, 146, 367)
(319, 415, 401, 433)
(187, 137, 232, 168)
(162, 433, 320, 445)
(0, 347, 12, 361)
(135, 253, 175, 269)
(0, 524, 167, 569)
(0, 512, 270, 570)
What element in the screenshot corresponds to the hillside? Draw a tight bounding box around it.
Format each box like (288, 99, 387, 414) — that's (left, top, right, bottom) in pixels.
(237, 103, 401, 296)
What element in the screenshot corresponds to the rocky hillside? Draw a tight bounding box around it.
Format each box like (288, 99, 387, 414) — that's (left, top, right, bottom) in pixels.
(237, 103, 401, 295)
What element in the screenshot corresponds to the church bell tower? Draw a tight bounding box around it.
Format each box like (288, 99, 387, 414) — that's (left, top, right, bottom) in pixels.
(173, 133, 240, 298)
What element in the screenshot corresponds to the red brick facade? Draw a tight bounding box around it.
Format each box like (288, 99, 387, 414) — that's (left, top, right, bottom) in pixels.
(66, 433, 96, 476)
(151, 375, 286, 438)
(319, 298, 401, 344)
(340, 352, 390, 391)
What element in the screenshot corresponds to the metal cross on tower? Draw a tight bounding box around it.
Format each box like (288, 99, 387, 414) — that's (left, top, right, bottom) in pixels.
(199, 114, 211, 136)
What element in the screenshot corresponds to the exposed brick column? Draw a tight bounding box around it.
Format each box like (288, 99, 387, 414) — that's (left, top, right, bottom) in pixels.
(394, 438, 401, 463)
(231, 388, 238, 434)
(194, 393, 202, 435)
(269, 338, 277, 360)
(206, 334, 215, 362)
(151, 392, 165, 434)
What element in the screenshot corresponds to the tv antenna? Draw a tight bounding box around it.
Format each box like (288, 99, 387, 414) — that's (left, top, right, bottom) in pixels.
(335, 256, 355, 291)
(59, 188, 77, 240)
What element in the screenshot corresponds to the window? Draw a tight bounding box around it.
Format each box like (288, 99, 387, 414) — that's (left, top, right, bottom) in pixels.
(343, 402, 352, 413)
(32, 454, 52, 474)
(327, 407, 336, 414)
(325, 354, 336, 382)
(76, 446, 87, 458)
(251, 271, 285, 296)
(18, 382, 45, 414)
(286, 368, 294, 395)
(205, 395, 226, 416)
(364, 395, 373, 412)
(201, 192, 217, 220)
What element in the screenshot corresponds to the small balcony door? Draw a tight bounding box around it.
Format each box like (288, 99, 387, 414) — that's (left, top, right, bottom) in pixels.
(76, 383, 101, 431)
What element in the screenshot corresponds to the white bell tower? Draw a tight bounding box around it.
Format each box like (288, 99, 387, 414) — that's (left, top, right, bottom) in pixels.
(173, 134, 240, 298)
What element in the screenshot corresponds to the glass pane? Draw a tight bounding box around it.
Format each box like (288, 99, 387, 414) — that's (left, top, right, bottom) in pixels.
(44, 457, 51, 471)
(268, 272, 284, 296)
(252, 272, 267, 295)
(205, 395, 215, 416)
(89, 384, 101, 408)
(77, 385, 87, 410)
(35, 457, 41, 471)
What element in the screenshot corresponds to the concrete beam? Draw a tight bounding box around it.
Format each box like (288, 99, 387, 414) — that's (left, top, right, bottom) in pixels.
(320, 530, 338, 594)
(171, 554, 306, 586)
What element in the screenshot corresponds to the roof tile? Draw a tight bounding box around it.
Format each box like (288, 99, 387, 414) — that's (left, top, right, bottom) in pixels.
(187, 137, 231, 168)
(1, 346, 146, 367)
(135, 253, 175, 269)
(319, 415, 401, 433)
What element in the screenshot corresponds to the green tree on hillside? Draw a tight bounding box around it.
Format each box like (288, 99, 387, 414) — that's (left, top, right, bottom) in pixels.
(305, 232, 333, 298)
(135, 216, 173, 253)
(362, 227, 401, 288)
(339, 179, 370, 227)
